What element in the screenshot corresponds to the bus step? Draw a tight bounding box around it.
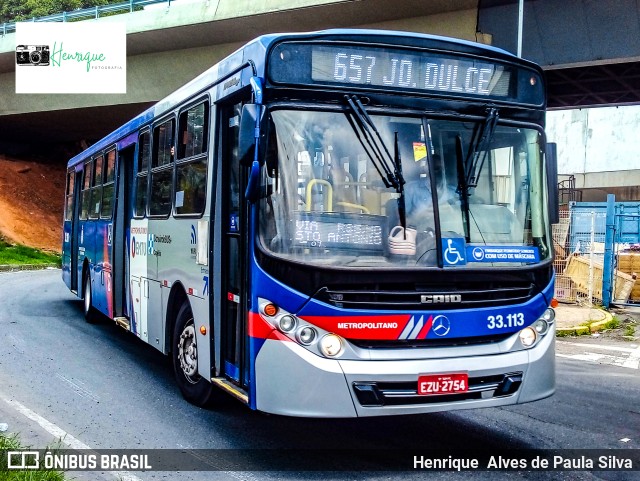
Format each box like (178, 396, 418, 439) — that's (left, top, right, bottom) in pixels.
(211, 377, 249, 404)
(114, 316, 130, 330)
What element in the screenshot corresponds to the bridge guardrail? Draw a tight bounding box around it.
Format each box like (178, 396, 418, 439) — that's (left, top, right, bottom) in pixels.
(2, 0, 168, 36)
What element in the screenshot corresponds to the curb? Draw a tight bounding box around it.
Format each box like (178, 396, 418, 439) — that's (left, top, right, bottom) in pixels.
(556, 310, 614, 337)
(0, 264, 59, 272)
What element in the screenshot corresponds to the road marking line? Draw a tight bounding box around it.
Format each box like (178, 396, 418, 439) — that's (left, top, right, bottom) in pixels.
(55, 373, 100, 403)
(558, 341, 636, 353)
(557, 352, 620, 363)
(556, 352, 638, 369)
(622, 346, 640, 370)
(0, 395, 143, 481)
(0, 395, 90, 450)
(8, 334, 26, 354)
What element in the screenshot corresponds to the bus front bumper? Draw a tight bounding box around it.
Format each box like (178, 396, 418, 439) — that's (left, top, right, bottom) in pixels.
(254, 326, 555, 418)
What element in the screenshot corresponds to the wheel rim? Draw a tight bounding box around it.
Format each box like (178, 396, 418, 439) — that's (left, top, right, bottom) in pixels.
(178, 322, 199, 383)
(84, 277, 91, 315)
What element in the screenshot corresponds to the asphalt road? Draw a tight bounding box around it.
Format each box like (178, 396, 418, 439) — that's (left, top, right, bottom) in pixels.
(0, 270, 639, 481)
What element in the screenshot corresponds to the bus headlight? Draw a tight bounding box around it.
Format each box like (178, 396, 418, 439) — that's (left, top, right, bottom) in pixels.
(519, 327, 537, 347)
(532, 319, 549, 336)
(297, 326, 317, 345)
(278, 315, 297, 333)
(319, 334, 343, 357)
(541, 308, 555, 323)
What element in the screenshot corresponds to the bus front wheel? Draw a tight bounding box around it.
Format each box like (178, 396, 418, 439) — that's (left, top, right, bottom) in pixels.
(172, 302, 216, 407)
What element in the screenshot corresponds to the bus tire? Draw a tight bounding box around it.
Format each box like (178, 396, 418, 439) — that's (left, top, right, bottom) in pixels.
(83, 274, 97, 323)
(172, 302, 215, 407)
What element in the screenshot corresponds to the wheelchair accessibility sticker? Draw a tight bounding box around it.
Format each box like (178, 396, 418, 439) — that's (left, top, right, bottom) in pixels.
(441, 238, 467, 266)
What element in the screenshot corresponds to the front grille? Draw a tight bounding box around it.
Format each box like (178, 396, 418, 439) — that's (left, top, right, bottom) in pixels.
(353, 372, 523, 407)
(350, 332, 513, 349)
(316, 282, 534, 310)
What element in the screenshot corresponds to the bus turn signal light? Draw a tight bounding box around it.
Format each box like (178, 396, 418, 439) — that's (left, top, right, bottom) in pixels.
(263, 303, 278, 317)
(200, 326, 207, 335)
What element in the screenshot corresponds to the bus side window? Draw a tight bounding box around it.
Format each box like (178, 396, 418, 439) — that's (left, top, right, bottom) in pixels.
(175, 160, 207, 215)
(177, 102, 207, 160)
(65, 169, 75, 221)
(89, 155, 104, 219)
(175, 101, 208, 216)
(101, 149, 116, 219)
(135, 131, 151, 218)
(80, 159, 92, 220)
(150, 119, 175, 217)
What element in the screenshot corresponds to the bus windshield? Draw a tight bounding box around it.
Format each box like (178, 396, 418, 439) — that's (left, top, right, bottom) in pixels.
(259, 108, 550, 268)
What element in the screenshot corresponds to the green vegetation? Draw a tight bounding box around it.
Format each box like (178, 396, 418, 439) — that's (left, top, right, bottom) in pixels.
(602, 316, 621, 331)
(0, 432, 66, 481)
(1, 0, 126, 24)
(623, 322, 637, 337)
(0, 237, 61, 266)
(556, 325, 590, 337)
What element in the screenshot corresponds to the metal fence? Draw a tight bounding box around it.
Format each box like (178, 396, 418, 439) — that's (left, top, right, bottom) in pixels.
(553, 209, 607, 306)
(613, 212, 640, 305)
(553, 200, 640, 307)
(1, 0, 168, 36)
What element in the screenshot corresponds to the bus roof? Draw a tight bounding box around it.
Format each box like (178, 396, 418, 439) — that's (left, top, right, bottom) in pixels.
(67, 28, 533, 168)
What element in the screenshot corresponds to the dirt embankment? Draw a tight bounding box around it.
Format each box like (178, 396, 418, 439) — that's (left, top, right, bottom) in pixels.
(0, 155, 66, 253)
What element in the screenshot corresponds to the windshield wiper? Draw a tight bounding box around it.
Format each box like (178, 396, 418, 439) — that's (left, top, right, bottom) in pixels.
(465, 107, 499, 188)
(344, 96, 404, 190)
(455, 134, 471, 242)
(455, 109, 499, 243)
(343, 95, 407, 231)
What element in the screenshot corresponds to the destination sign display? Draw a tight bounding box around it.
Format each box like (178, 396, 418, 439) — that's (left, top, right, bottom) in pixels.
(312, 46, 509, 97)
(268, 41, 544, 105)
(291, 212, 384, 253)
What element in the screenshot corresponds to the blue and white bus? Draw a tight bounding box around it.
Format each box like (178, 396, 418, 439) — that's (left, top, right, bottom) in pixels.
(62, 29, 557, 417)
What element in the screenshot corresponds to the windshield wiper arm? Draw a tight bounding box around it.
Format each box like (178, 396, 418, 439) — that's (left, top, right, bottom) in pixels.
(343, 112, 391, 188)
(393, 131, 407, 234)
(456, 134, 471, 242)
(343, 95, 407, 232)
(345, 95, 405, 191)
(465, 107, 499, 188)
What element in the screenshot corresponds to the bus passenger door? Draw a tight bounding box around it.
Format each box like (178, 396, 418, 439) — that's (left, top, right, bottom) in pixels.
(113, 146, 134, 319)
(220, 101, 249, 389)
(70, 170, 82, 293)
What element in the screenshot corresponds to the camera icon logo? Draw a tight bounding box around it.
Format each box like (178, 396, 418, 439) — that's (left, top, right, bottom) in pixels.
(16, 45, 50, 66)
(7, 451, 40, 469)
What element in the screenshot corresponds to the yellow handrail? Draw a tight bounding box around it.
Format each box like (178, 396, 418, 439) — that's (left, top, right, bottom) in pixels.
(306, 179, 333, 212)
(336, 201, 370, 214)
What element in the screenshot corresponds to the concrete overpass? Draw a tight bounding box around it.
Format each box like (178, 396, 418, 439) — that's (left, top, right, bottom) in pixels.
(1, 0, 640, 145)
(0, 0, 480, 144)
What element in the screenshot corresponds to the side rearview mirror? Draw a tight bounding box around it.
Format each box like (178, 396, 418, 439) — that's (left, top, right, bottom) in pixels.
(546, 142, 559, 225)
(238, 103, 266, 167)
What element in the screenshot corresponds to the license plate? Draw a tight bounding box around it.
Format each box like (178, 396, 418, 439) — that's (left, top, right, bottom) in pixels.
(417, 373, 468, 395)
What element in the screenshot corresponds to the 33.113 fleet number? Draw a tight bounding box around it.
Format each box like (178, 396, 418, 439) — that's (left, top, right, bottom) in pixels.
(487, 313, 525, 330)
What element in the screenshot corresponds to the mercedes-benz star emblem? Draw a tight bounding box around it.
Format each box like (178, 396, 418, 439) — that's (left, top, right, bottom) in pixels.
(432, 315, 451, 337)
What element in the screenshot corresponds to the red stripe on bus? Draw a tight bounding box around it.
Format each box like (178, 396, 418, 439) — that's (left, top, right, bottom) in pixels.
(417, 315, 434, 339)
(248, 312, 290, 342)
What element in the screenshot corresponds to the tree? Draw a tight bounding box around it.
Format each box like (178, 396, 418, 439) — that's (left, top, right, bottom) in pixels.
(0, 0, 125, 24)
(0, 0, 31, 23)
(23, 0, 83, 19)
